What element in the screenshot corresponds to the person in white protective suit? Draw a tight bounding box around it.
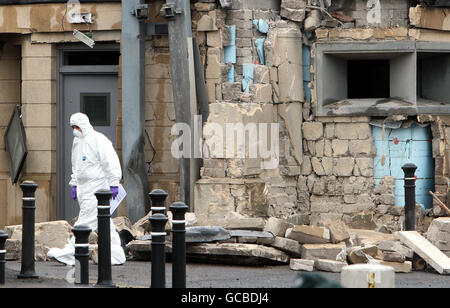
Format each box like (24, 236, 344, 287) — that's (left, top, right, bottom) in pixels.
(47, 113, 126, 266)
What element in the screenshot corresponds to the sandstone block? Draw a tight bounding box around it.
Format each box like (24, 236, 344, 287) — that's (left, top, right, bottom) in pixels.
(280, 8, 306, 22)
(197, 14, 218, 31)
(289, 258, 314, 271)
(335, 123, 371, 140)
(382, 251, 406, 263)
(371, 260, 412, 273)
(303, 122, 323, 141)
(270, 237, 302, 257)
(254, 65, 270, 84)
(207, 30, 223, 48)
(222, 82, 242, 101)
(348, 245, 378, 264)
(264, 217, 293, 237)
(315, 259, 348, 273)
(301, 243, 345, 261)
(333, 157, 354, 176)
(195, 2, 216, 11)
(331, 139, 349, 156)
(250, 83, 273, 103)
(5, 239, 21, 260)
(5, 221, 72, 251)
(225, 212, 265, 231)
(349, 139, 374, 156)
(281, 0, 306, 9)
(286, 225, 331, 244)
(323, 219, 350, 244)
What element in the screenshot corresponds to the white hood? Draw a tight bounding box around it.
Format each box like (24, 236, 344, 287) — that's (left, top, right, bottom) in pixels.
(70, 113, 94, 137)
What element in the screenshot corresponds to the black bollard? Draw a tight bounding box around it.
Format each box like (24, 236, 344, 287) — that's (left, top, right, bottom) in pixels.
(0, 230, 8, 285)
(149, 189, 168, 215)
(149, 213, 168, 288)
(95, 190, 115, 287)
(18, 181, 39, 279)
(402, 163, 418, 231)
(72, 225, 92, 285)
(169, 202, 189, 288)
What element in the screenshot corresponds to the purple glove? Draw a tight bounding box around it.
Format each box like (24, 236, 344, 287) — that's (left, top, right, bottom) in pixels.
(111, 186, 119, 200)
(71, 186, 77, 201)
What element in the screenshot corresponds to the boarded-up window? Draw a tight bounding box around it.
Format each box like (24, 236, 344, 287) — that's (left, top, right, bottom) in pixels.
(373, 123, 434, 209)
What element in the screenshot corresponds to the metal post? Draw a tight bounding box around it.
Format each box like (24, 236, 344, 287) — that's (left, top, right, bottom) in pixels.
(169, 202, 189, 288)
(164, 0, 197, 207)
(18, 181, 38, 279)
(402, 163, 418, 231)
(0, 230, 8, 285)
(72, 225, 92, 285)
(95, 191, 115, 287)
(149, 213, 168, 288)
(149, 189, 168, 215)
(122, 0, 151, 224)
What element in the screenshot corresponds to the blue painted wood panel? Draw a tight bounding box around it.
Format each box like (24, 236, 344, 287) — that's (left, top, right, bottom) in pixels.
(373, 124, 434, 209)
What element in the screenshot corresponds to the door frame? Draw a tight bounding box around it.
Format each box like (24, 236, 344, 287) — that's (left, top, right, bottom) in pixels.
(56, 43, 120, 220)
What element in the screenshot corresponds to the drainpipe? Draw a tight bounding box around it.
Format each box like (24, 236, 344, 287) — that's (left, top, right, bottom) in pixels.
(121, 0, 150, 223)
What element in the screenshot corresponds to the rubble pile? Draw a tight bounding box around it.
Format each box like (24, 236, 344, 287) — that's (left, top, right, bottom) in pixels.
(125, 213, 433, 274)
(3, 213, 450, 275)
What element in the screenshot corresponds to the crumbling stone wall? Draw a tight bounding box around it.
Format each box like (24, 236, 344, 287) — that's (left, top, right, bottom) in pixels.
(193, 0, 308, 228)
(143, 35, 180, 205)
(191, 0, 449, 234)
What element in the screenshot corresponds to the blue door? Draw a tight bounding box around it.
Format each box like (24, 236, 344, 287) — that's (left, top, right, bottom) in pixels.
(373, 124, 435, 209)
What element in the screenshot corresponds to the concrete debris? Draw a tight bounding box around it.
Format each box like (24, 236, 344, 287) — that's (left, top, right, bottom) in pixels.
(377, 239, 414, 259)
(5, 239, 21, 261)
(370, 260, 413, 273)
(269, 236, 302, 257)
(127, 240, 289, 265)
(314, 259, 348, 273)
(382, 251, 406, 263)
(398, 231, 450, 275)
(230, 230, 275, 244)
(347, 245, 378, 264)
(5, 221, 73, 261)
(301, 243, 345, 261)
(186, 226, 231, 243)
(186, 243, 290, 265)
(224, 212, 265, 230)
(290, 259, 314, 271)
(168, 211, 198, 229)
(427, 217, 450, 258)
(409, 5, 450, 31)
(285, 225, 331, 244)
(263, 217, 294, 237)
(323, 219, 350, 244)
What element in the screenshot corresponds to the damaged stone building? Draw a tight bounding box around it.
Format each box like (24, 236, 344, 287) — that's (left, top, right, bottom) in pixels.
(0, 0, 449, 243)
(192, 0, 450, 235)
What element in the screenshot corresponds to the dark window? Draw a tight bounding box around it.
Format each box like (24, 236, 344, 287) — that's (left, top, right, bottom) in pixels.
(64, 51, 120, 66)
(80, 93, 111, 126)
(417, 52, 450, 104)
(347, 59, 390, 99)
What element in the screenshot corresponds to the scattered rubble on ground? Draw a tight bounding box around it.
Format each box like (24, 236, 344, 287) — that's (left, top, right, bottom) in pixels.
(3, 212, 450, 275)
(124, 212, 450, 274)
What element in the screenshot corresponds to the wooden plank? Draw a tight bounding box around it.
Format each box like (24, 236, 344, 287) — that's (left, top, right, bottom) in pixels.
(397, 231, 450, 274)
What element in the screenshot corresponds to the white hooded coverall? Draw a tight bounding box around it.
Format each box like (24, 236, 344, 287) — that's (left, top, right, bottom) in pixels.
(47, 113, 126, 266)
